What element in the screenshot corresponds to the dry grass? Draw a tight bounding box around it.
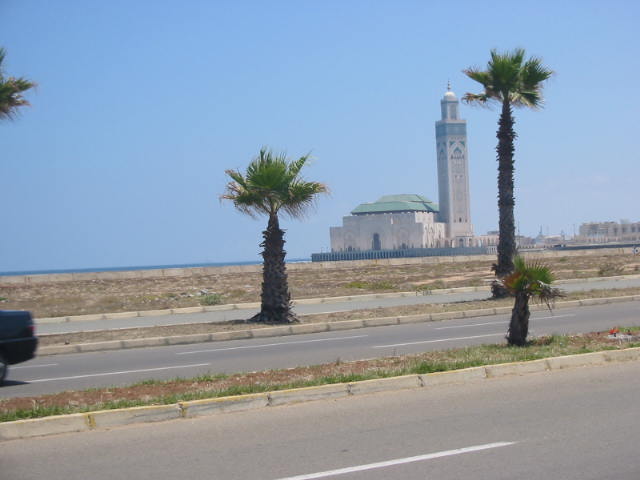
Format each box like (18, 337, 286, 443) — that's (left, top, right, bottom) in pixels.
(1, 251, 639, 318)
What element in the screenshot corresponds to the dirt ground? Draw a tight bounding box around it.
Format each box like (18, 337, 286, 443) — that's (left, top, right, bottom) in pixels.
(2, 251, 638, 319)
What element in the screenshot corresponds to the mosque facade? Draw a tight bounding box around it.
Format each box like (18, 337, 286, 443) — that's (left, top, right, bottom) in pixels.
(329, 86, 475, 253)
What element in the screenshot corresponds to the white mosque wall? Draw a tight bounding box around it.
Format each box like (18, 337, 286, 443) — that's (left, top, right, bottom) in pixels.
(330, 212, 446, 252)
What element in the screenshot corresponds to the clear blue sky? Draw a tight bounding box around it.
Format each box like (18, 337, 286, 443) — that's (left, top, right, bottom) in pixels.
(2, 0, 639, 272)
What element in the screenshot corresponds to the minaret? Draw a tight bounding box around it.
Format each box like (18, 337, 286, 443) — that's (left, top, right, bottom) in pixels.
(435, 83, 474, 246)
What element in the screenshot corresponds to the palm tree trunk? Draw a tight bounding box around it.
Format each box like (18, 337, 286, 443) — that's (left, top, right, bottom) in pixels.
(492, 100, 517, 298)
(251, 213, 296, 323)
(507, 291, 530, 346)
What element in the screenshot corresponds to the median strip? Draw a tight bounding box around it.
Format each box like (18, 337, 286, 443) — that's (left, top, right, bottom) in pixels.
(1, 329, 639, 441)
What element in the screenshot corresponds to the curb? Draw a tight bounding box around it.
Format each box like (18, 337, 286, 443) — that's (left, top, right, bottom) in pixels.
(37, 294, 640, 357)
(34, 273, 640, 325)
(2, 347, 639, 442)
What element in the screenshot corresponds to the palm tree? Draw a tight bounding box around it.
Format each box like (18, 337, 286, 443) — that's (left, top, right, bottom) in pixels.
(502, 256, 562, 346)
(0, 47, 36, 120)
(463, 48, 553, 296)
(222, 148, 328, 323)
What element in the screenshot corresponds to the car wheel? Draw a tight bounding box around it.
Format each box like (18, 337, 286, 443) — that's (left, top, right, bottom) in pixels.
(0, 353, 7, 385)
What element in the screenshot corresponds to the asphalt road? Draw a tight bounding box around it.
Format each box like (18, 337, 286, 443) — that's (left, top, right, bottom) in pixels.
(3, 361, 640, 479)
(37, 275, 640, 334)
(3, 301, 639, 398)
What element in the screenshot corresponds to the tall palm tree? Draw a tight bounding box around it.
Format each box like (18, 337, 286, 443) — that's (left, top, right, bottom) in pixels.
(502, 256, 562, 346)
(0, 47, 36, 120)
(222, 148, 328, 323)
(463, 48, 553, 296)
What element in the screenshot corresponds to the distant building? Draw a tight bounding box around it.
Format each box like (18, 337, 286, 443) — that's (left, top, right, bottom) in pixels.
(576, 220, 640, 243)
(330, 194, 446, 251)
(329, 86, 475, 254)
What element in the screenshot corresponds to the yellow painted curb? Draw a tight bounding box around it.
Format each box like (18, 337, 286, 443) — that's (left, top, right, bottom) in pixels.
(3, 347, 640, 442)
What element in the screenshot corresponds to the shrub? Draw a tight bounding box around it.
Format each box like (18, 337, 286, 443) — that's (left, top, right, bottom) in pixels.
(200, 293, 222, 306)
(598, 263, 624, 277)
(344, 280, 395, 290)
(415, 280, 446, 293)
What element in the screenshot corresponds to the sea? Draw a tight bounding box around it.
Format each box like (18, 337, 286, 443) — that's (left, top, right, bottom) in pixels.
(0, 258, 311, 277)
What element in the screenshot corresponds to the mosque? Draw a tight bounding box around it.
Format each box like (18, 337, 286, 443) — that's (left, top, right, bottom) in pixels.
(327, 86, 477, 256)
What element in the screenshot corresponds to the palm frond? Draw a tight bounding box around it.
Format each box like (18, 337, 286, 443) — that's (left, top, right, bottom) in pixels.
(221, 148, 327, 220)
(0, 48, 36, 121)
(503, 256, 563, 306)
(281, 180, 329, 219)
(462, 48, 551, 111)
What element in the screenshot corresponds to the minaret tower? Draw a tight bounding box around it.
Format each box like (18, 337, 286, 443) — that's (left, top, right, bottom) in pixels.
(435, 83, 474, 246)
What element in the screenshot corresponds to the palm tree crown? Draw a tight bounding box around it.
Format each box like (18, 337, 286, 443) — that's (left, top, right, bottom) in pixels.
(0, 47, 36, 121)
(462, 48, 553, 108)
(503, 256, 560, 304)
(222, 148, 327, 219)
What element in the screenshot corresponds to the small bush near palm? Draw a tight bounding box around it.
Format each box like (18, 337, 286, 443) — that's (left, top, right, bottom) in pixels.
(598, 263, 624, 276)
(502, 256, 563, 346)
(345, 280, 395, 290)
(415, 280, 447, 293)
(200, 294, 222, 306)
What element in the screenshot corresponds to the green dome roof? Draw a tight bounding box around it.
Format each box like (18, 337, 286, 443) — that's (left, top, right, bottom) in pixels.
(351, 194, 439, 215)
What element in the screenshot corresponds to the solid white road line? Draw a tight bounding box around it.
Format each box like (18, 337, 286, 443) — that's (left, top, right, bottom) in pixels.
(434, 313, 576, 330)
(533, 313, 576, 320)
(176, 335, 369, 356)
(435, 321, 506, 330)
(374, 333, 502, 348)
(12, 363, 59, 369)
(29, 363, 210, 383)
(273, 441, 517, 480)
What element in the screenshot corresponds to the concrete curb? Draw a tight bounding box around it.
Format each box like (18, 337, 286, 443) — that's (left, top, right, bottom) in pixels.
(3, 347, 639, 442)
(35, 273, 640, 325)
(37, 294, 640, 357)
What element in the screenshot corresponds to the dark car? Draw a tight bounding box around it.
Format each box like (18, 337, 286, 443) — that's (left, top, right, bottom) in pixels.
(0, 310, 38, 383)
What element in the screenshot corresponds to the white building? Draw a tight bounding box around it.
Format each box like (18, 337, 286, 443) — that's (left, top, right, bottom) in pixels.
(576, 220, 640, 243)
(330, 195, 446, 251)
(330, 86, 474, 253)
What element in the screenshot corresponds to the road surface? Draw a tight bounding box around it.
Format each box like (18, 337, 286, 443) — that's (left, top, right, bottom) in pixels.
(3, 360, 639, 479)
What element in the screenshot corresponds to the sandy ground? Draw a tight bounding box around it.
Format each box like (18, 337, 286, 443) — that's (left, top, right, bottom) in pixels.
(2, 252, 638, 319)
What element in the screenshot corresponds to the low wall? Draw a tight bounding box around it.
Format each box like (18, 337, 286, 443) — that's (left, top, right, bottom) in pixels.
(0, 247, 632, 285)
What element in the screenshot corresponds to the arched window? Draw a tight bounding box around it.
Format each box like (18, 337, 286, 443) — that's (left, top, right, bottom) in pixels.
(372, 233, 381, 251)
